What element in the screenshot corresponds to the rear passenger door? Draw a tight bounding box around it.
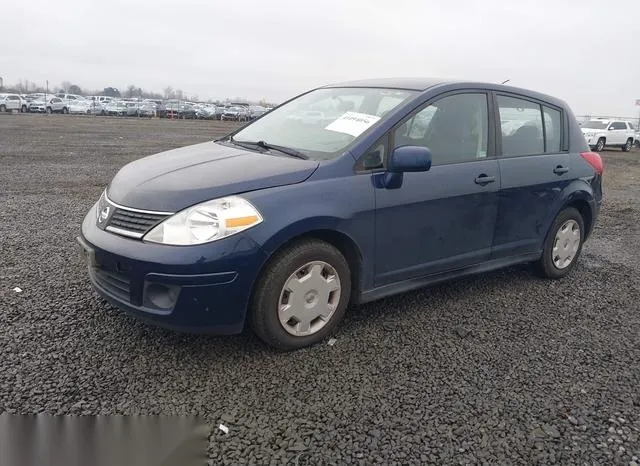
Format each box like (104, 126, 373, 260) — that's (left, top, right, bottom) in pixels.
(492, 94, 571, 259)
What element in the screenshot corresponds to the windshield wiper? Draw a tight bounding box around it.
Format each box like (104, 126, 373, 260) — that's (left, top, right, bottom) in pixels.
(233, 140, 309, 160)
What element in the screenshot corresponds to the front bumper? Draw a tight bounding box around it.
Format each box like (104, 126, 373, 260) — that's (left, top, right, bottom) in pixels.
(79, 206, 268, 334)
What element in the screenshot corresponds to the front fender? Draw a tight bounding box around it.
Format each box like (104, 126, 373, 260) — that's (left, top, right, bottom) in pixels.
(242, 173, 376, 290)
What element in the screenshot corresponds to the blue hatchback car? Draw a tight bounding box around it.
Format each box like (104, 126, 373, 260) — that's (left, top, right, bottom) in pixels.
(79, 78, 603, 350)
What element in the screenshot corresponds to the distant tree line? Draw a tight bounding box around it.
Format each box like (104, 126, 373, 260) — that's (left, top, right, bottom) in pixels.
(0, 79, 278, 107)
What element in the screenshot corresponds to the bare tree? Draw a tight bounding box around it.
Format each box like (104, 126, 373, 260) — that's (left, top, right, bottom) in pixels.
(164, 86, 174, 99)
(175, 89, 184, 100)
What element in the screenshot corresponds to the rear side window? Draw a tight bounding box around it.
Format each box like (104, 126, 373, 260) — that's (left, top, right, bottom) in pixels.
(543, 106, 561, 152)
(497, 95, 544, 156)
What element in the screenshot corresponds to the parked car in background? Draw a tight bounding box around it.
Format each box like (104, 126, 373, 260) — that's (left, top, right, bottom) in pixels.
(78, 78, 603, 350)
(0, 93, 29, 112)
(249, 105, 268, 119)
(159, 100, 197, 119)
(28, 97, 67, 114)
(124, 102, 140, 117)
(136, 101, 156, 117)
(55, 93, 83, 102)
(221, 105, 249, 121)
(68, 99, 103, 115)
(580, 119, 635, 152)
(105, 101, 127, 116)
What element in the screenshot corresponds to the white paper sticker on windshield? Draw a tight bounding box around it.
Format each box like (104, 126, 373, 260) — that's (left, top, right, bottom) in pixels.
(325, 112, 381, 137)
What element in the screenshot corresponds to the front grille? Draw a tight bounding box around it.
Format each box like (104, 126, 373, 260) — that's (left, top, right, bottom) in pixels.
(106, 208, 168, 238)
(91, 266, 131, 302)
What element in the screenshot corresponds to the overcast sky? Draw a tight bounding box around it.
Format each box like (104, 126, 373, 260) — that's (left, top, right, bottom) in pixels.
(2, 0, 639, 115)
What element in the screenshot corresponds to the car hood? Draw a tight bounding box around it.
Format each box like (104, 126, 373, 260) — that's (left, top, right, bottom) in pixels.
(106, 141, 320, 212)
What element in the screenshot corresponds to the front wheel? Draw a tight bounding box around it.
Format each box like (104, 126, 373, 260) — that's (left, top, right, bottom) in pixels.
(535, 207, 585, 279)
(21, 105, 27, 113)
(62, 107, 69, 114)
(46, 107, 52, 114)
(250, 239, 352, 351)
(0, 104, 6, 112)
(622, 138, 633, 152)
(595, 138, 605, 152)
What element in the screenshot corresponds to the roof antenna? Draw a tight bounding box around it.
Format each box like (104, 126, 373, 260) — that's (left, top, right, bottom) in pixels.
(501, 79, 510, 84)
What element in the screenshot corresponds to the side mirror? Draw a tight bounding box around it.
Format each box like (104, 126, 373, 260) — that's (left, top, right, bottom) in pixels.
(388, 145, 432, 173)
(380, 146, 432, 190)
(608, 127, 615, 131)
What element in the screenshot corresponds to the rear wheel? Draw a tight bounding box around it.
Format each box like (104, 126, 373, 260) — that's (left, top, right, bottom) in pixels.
(622, 138, 633, 152)
(0, 104, 6, 112)
(250, 239, 351, 351)
(21, 105, 27, 113)
(535, 207, 585, 279)
(595, 138, 605, 152)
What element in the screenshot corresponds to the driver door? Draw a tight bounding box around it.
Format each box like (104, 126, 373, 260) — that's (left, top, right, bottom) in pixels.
(373, 92, 500, 286)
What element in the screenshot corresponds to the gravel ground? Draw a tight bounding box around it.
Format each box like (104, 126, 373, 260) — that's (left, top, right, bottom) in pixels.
(1, 113, 639, 465)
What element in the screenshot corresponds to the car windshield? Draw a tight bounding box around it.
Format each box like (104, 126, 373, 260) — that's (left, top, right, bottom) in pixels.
(228, 87, 417, 160)
(581, 121, 608, 129)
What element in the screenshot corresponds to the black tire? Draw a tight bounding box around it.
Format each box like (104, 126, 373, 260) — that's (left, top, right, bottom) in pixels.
(46, 107, 52, 114)
(250, 239, 352, 351)
(622, 138, 633, 152)
(21, 105, 27, 113)
(535, 207, 585, 279)
(595, 138, 605, 152)
(0, 104, 6, 112)
(62, 107, 69, 114)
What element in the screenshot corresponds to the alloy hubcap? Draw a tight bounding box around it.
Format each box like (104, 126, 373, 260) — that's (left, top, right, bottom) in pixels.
(278, 261, 341, 337)
(552, 219, 580, 269)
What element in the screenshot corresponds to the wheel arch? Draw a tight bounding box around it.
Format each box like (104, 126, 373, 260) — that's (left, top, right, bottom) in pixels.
(544, 184, 597, 243)
(248, 222, 365, 316)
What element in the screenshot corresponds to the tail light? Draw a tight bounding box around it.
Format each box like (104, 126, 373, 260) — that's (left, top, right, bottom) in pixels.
(580, 151, 603, 175)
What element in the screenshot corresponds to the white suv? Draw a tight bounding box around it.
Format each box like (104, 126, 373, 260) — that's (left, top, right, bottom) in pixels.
(0, 94, 29, 113)
(580, 119, 635, 152)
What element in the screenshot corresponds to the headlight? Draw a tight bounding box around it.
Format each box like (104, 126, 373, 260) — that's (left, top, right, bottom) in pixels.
(143, 196, 263, 246)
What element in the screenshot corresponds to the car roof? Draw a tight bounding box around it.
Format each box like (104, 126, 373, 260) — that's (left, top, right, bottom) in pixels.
(322, 77, 449, 91)
(321, 77, 567, 107)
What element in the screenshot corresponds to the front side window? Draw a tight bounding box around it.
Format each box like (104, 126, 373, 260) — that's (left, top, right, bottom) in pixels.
(611, 121, 627, 130)
(497, 95, 544, 156)
(229, 87, 417, 161)
(393, 93, 489, 166)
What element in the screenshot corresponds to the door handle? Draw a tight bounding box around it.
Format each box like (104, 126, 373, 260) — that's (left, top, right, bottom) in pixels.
(553, 165, 569, 175)
(474, 174, 496, 185)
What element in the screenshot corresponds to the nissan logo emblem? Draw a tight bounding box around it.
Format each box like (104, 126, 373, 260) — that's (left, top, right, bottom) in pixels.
(98, 205, 110, 223)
